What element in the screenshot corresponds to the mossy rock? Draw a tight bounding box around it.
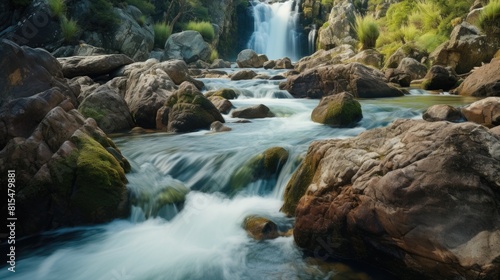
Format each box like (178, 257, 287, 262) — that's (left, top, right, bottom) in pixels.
(205, 88, 238, 100)
(311, 92, 362, 127)
(131, 184, 190, 218)
(229, 147, 289, 193)
(242, 215, 279, 240)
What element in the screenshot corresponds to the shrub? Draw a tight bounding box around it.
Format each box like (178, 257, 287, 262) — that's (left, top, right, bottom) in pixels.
(137, 15, 147, 26)
(87, 0, 120, 32)
(60, 15, 79, 43)
(126, 0, 155, 15)
(416, 32, 447, 53)
(354, 14, 380, 50)
(479, 0, 500, 32)
(209, 47, 219, 63)
(48, 0, 66, 18)
(185, 21, 215, 42)
(154, 22, 171, 48)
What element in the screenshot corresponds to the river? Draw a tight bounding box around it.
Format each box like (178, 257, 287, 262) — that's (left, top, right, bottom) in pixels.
(1, 68, 478, 280)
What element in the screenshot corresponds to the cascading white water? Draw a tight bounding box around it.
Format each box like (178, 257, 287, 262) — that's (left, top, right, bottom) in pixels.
(246, 0, 302, 61)
(308, 24, 317, 55)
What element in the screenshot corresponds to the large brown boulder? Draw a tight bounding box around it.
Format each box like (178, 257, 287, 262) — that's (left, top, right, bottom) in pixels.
(311, 92, 362, 127)
(461, 97, 500, 127)
(231, 104, 275, 119)
(451, 58, 500, 97)
(396, 57, 427, 82)
(237, 49, 265, 68)
(294, 44, 356, 72)
(58, 54, 134, 79)
(0, 43, 130, 237)
(164, 31, 211, 63)
(430, 22, 498, 74)
(280, 63, 404, 99)
(282, 119, 500, 279)
(421, 65, 459, 91)
(156, 82, 224, 132)
(423, 105, 463, 122)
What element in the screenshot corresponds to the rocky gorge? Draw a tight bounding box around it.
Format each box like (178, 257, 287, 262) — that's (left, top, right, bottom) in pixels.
(1, 0, 500, 279)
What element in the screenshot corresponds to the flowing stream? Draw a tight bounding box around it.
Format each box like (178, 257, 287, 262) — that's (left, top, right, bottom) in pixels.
(1, 68, 479, 280)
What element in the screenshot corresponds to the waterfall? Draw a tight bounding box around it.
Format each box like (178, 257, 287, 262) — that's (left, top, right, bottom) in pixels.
(246, 0, 302, 61)
(308, 24, 317, 55)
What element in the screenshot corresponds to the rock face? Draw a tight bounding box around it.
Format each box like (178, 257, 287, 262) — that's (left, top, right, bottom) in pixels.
(237, 49, 265, 68)
(461, 97, 500, 127)
(281, 63, 404, 99)
(396, 57, 427, 82)
(0, 41, 129, 237)
(295, 44, 356, 72)
(451, 58, 500, 96)
(282, 119, 500, 280)
(164, 31, 211, 63)
(430, 22, 499, 74)
(311, 92, 362, 127)
(156, 82, 224, 132)
(318, 1, 357, 50)
(231, 104, 275, 119)
(58, 54, 134, 78)
(348, 49, 383, 69)
(421, 65, 458, 91)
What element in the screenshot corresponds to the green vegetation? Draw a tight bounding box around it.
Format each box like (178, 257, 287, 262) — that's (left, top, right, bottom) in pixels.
(209, 47, 219, 63)
(354, 14, 380, 50)
(137, 15, 147, 26)
(48, 0, 66, 18)
(126, 0, 155, 15)
(60, 16, 79, 43)
(185, 21, 215, 42)
(86, 0, 120, 32)
(154, 22, 171, 48)
(10, 0, 32, 8)
(479, 0, 500, 32)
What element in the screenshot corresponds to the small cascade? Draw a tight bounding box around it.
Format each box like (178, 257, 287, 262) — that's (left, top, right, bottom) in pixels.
(308, 24, 317, 55)
(247, 0, 302, 61)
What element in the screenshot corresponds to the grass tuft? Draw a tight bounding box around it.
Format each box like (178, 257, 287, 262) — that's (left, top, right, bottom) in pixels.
(153, 22, 171, 48)
(354, 14, 380, 50)
(185, 21, 215, 42)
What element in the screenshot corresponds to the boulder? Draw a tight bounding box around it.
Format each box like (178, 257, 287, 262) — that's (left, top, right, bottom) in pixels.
(124, 65, 176, 128)
(0, 39, 76, 108)
(130, 180, 189, 219)
(229, 147, 289, 193)
(0, 43, 130, 237)
(210, 120, 231, 132)
(317, 1, 357, 50)
(263, 60, 276, 69)
(384, 68, 411, 87)
(295, 44, 356, 72)
(421, 65, 459, 91)
(237, 49, 264, 68)
(396, 57, 427, 82)
(283, 119, 500, 279)
(311, 92, 362, 127)
(385, 44, 426, 69)
(205, 88, 238, 100)
(274, 57, 294, 69)
(451, 58, 500, 96)
(231, 70, 258, 81)
(156, 60, 204, 89)
(423, 105, 463, 122)
(243, 215, 280, 240)
(348, 49, 383, 69)
(461, 97, 500, 127)
(164, 31, 211, 63)
(231, 104, 275, 119)
(79, 82, 135, 133)
(430, 22, 498, 74)
(58, 54, 134, 78)
(156, 82, 224, 132)
(208, 96, 233, 114)
(280, 63, 404, 99)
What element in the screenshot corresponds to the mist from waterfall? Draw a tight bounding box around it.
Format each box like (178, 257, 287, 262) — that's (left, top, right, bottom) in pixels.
(246, 0, 302, 61)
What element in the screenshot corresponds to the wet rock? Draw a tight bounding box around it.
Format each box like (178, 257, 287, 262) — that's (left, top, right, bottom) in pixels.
(58, 54, 134, 79)
(205, 88, 238, 100)
(421, 65, 459, 91)
(451, 58, 500, 97)
(210, 121, 231, 132)
(231, 70, 258, 81)
(461, 97, 500, 127)
(210, 59, 231, 69)
(283, 119, 500, 279)
(263, 60, 276, 69)
(243, 215, 279, 240)
(274, 57, 294, 69)
(311, 92, 362, 127)
(208, 96, 233, 114)
(281, 63, 404, 99)
(130, 182, 189, 219)
(156, 82, 224, 132)
(423, 105, 463, 122)
(231, 104, 275, 119)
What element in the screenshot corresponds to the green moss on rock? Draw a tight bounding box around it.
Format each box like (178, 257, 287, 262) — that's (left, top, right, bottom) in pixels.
(206, 88, 238, 100)
(311, 92, 362, 127)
